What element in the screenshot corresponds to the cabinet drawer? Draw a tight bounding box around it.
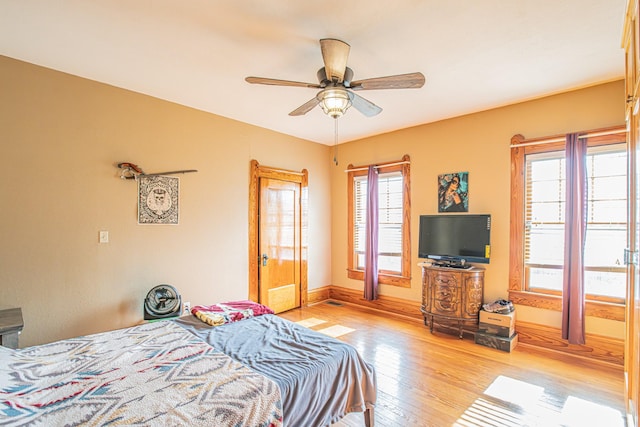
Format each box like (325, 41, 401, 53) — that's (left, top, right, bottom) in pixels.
(432, 282, 461, 316)
(429, 271, 462, 316)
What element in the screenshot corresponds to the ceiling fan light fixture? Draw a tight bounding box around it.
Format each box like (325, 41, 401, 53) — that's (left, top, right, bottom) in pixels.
(319, 88, 352, 118)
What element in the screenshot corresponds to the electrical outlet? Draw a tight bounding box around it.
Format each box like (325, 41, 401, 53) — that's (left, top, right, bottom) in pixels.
(183, 301, 191, 315)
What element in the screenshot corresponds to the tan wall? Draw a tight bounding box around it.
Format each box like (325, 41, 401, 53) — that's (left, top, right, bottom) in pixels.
(0, 56, 332, 347)
(331, 80, 626, 338)
(0, 54, 626, 346)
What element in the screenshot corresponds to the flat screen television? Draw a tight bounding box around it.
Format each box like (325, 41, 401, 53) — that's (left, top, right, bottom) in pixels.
(418, 214, 491, 268)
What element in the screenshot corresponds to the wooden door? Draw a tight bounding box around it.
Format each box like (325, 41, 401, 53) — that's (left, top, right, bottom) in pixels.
(628, 87, 640, 427)
(624, 2, 640, 424)
(248, 160, 308, 313)
(630, 112, 640, 427)
(626, 102, 640, 427)
(259, 178, 301, 313)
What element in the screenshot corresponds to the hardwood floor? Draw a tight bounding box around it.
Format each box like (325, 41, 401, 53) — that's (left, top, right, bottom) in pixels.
(278, 301, 626, 427)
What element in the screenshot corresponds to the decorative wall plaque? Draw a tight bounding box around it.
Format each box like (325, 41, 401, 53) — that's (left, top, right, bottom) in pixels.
(138, 175, 179, 224)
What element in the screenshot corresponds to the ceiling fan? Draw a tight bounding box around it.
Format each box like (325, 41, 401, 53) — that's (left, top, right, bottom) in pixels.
(245, 38, 425, 119)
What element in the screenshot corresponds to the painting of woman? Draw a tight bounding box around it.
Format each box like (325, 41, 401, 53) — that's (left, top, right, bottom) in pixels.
(438, 172, 468, 212)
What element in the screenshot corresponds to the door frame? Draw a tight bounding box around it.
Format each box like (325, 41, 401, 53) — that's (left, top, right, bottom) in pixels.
(249, 159, 308, 305)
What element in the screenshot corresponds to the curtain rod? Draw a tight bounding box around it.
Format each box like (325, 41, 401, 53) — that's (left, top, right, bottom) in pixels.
(510, 127, 626, 148)
(344, 160, 410, 173)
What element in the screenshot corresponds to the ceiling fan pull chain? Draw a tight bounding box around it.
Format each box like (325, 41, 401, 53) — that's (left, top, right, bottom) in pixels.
(334, 118, 339, 166)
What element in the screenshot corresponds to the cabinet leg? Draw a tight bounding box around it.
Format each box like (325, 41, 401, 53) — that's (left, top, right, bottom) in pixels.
(458, 321, 463, 339)
(429, 316, 434, 334)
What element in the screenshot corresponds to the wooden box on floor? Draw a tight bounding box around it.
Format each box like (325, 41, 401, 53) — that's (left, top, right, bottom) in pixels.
(475, 331, 518, 352)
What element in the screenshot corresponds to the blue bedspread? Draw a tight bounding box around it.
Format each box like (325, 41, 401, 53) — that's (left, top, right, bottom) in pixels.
(175, 314, 376, 427)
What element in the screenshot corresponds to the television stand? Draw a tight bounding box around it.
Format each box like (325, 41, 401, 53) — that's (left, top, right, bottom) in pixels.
(419, 263, 484, 339)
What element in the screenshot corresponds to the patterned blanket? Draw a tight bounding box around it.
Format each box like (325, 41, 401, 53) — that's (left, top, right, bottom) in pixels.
(192, 300, 274, 327)
(0, 321, 282, 426)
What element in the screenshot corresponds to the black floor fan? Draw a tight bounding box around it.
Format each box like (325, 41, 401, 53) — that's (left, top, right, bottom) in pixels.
(143, 284, 182, 320)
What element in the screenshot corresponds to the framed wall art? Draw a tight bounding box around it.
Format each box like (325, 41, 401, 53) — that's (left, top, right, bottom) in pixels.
(438, 172, 468, 212)
(138, 175, 179, 224)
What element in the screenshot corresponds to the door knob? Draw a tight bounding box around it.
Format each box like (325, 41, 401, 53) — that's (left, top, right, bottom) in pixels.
(262, 253, 269, 266)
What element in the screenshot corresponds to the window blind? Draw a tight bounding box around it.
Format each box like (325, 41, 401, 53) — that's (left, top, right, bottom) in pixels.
(354, 171, 403, 272)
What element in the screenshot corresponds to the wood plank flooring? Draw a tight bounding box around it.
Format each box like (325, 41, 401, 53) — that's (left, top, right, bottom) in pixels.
(278, 301, 626, 427)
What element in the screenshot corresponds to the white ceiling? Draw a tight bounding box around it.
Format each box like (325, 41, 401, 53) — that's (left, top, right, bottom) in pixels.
(0, 0, 627, 145)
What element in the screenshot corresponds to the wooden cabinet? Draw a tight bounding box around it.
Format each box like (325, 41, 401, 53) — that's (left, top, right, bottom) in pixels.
(420, 263, 484, 338)
(623, 1, 640, 425)
(0, 308, 23, 349)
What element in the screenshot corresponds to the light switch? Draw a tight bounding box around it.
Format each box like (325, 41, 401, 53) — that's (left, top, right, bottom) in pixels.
(99, 231, 109, 243)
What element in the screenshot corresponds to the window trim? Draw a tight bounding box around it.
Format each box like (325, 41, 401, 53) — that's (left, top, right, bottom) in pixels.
(347, 154, 411, 287)
(509, 127, 627, 321)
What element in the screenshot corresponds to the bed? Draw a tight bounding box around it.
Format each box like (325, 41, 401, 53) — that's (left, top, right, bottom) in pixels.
(175, 308, 377, 427)
(0, 321, 282, 426)
(0, 301, 376, 427)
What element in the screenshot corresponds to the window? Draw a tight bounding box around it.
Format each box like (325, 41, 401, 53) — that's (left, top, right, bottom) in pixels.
(354, 172, 403, 272)
(525, 146, 627, 301)
(510, 129, 627, 319)
(348, 156, 411, 287)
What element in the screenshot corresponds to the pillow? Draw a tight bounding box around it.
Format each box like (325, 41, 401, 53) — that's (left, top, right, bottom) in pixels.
(191, 300, 274, 327)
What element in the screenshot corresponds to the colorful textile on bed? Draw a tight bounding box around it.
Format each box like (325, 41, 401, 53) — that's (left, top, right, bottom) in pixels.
(0, 321, 282, 427)
(192, 300, 274, 327)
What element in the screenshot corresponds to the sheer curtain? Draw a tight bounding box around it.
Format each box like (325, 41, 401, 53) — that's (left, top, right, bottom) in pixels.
(364, 166, 379, 300)
(562, 133, 587, 344)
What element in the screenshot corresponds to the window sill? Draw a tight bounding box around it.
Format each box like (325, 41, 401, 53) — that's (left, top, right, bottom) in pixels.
(347, 269, 411, 288)
(508, 290, 625, 322)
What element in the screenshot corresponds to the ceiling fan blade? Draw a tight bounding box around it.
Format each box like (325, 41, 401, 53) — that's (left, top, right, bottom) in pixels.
(320, 38, 350, 83)
(348, 92, 382, 117)
(350, 72, 425, 90)
(289, 97, 321, 116)
(245, 76, 321, 89)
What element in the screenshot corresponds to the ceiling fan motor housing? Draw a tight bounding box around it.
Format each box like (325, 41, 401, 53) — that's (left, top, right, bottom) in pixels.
(317, 67, 354, 86)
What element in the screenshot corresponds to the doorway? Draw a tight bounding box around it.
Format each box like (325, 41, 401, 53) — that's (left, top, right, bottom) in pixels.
(248, 160, 308, 313)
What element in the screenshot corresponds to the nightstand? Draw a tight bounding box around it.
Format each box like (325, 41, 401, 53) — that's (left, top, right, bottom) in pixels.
(0, 308, 24, 349)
